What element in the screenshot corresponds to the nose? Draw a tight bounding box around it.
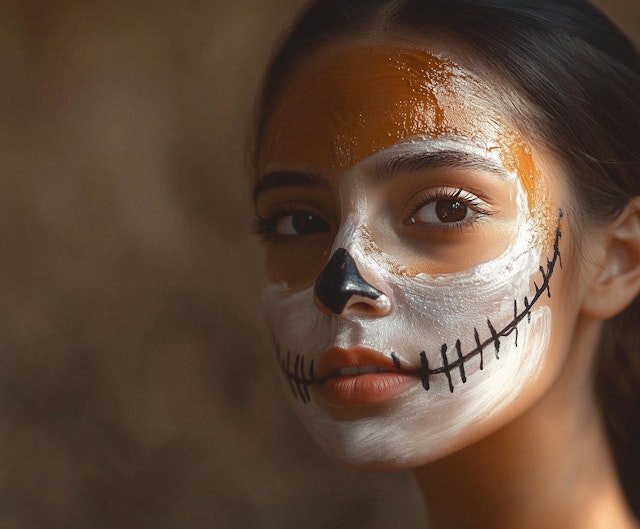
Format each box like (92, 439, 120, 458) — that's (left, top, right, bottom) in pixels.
(313, 248, 391, 317)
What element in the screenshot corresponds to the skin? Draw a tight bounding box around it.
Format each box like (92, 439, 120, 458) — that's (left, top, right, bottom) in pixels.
(254, 37, 639, 529)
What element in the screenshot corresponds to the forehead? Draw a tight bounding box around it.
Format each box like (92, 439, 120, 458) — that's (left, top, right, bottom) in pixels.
(257, 41, 514, 173)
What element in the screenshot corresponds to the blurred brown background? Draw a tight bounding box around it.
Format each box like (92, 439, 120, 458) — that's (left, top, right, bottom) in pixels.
(1, 1, 638, 528)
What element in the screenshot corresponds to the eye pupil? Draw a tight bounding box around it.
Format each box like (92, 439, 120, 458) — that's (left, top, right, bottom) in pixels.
(436, 200, 467, 222)
(292, 212, 330, 234)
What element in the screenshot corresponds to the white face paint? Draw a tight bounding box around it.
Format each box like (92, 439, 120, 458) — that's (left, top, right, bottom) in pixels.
(261, 137, 560, 469)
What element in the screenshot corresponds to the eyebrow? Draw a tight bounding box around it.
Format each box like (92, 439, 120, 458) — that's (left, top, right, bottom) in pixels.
(253, 170, 327, 202)
(374, 149, 512, 184)
(253, 149, 511, 201)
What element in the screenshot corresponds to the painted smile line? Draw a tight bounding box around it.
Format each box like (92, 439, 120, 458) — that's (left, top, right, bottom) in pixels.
(275, 213, 563, 404)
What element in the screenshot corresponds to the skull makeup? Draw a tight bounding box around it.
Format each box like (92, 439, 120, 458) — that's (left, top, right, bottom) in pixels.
(254, 41, 566, 469)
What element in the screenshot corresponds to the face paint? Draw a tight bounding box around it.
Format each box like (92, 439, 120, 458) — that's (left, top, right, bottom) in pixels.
(258, 44, 546, 223)
(261, 143, 562, 467)
(257, 45, 480, 170)
(256, 42, 564, 469)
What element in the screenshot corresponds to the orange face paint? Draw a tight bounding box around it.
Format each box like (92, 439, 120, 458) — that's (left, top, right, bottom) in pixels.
(259, 45, 483, 170)
(258, 43, 545, 225)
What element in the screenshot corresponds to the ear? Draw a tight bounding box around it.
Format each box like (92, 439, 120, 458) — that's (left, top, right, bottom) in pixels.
(581, 197, 640, 320)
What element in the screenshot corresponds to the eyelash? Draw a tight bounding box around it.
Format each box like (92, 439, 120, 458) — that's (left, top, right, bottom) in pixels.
(253, 204, 327, 242)
(253, 206, 291, 241)
(254, 187, 493, 241)
(405, 187, 494, 232)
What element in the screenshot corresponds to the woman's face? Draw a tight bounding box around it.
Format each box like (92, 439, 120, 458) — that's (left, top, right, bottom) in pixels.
(254, 39, 576, 469)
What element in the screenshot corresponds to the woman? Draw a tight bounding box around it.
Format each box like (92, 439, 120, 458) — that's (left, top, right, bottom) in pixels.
(252, 1, 640, 527)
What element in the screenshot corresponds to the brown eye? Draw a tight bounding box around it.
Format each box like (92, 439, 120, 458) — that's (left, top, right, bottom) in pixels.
(435, 200, 468, 222)
(412, 199, 471, 224)
(274, 211, 330, 236)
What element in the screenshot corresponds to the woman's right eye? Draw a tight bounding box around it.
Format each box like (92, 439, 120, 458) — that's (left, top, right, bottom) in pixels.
(256, 210, 330, 239)
(275, 211, 330, 236)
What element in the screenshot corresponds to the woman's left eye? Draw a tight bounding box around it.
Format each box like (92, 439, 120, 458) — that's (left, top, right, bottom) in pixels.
(406, 188, 491, 227)
(411, 199, 472, 224)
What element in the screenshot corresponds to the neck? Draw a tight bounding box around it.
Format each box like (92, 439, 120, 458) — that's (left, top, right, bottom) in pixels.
(412, 318, 638, 529)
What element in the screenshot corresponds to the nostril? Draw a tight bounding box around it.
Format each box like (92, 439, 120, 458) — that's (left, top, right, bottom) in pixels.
(346, 302, 380, 315)
(342, 293, 392, 317)
(349, 302, 376, 312)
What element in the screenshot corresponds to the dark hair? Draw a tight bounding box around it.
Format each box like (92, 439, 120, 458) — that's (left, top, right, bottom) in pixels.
(255, 0, 640, 515)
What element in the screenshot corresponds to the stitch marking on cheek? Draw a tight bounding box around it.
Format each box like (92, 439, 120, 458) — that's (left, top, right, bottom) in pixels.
(513, 300, 519, 346)
(276, 346, 314, 404)
(487, 319, 501, 360)
(440, 344, 454, 393)
(420, 352, 430, 390)
(455, 339, 466, 383)
(275, 214, 563, 402)
(406, 219, 562, 394)
(473, 328, 484, 370)
(391, 352, 402, 369)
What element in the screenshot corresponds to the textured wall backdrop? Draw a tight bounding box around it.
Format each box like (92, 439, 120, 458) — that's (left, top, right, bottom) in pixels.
(1, 1, 638, 528)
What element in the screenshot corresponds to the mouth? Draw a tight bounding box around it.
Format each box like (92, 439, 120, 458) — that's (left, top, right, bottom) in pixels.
(331, 365, 393, 376)
(316, 346, 398, 378)
(276, 346, 420, 406)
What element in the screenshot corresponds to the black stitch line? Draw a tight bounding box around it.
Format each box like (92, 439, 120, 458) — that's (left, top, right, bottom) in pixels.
(300, 355, 310, 403)
(420, 351, 429, 390)
(286, 350, 297, 398)
(513, 300, 518, 347)
(455, 339, 466, 384)
(391, 352, 402, 370)
(276, 219, 562, 402)
(539, 265, 551, 297)
(487, 319, 500, 359)
(293, 354, 302, 401)
(440, 343, 454, 392)
(474, 328, 484, 370)
(276, 347, 313, 404)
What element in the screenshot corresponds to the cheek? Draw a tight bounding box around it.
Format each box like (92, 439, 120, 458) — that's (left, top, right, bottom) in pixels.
(310, 306, 554, 469)
(264, 237, 332, 288)
(371, 219, 518, 277)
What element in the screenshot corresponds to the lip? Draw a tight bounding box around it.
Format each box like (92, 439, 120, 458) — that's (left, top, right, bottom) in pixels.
(315, 347, 419, 406)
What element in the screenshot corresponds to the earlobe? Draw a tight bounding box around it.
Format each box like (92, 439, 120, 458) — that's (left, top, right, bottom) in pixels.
(582, 197, 640, 320)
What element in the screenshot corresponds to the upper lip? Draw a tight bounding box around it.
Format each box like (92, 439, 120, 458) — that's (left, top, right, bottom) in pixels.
(315, 347, 401, 380)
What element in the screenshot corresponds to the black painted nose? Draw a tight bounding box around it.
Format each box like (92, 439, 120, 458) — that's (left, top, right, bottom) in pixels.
(314, 248, 385, 315)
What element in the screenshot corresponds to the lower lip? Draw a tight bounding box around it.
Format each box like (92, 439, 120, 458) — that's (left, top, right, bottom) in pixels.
(316, 372, 418, 406)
